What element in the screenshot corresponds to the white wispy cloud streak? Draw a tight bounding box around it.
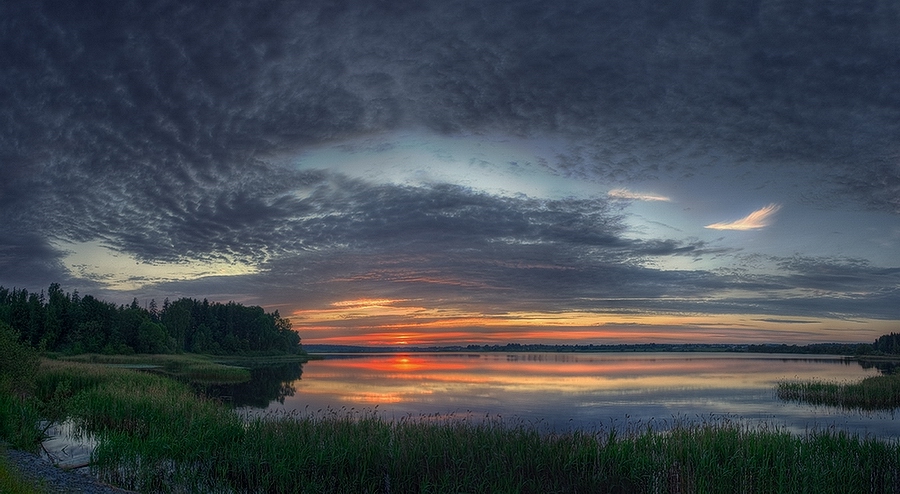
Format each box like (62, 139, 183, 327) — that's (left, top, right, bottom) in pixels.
(607, 189, 671, 202)
(705, 204, 782, 231)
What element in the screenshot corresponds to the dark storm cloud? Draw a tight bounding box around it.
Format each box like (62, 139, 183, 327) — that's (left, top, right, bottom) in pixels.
(1, 0, 898, 329)
(724, 290, 900, 321)
(0, 231, 73, 288)
(777, 256, 900, 292)
(830, 163, 900, 215)
(116, 174, 725, 307)
(133, 175, 890, 320)
(135, 174, 634, 264)
(690, 255, 900, 320)
(5, 0, 899, 193)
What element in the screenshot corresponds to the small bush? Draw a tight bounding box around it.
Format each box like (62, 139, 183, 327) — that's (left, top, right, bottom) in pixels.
(0, 322, 43, 449)
(0, 322, 39, 399)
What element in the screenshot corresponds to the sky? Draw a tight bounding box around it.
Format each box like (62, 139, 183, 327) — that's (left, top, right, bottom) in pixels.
(1, 0, 899, 346)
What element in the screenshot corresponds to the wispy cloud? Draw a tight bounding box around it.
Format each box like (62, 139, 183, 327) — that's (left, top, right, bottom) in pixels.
(705, 204, 782, 231)
(608, 189, 671, 202)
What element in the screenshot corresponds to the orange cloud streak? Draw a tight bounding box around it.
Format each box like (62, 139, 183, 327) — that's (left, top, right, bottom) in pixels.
(705, 203, 782, 230)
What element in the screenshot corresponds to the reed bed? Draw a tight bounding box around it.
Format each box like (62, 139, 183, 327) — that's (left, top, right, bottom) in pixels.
(57, 353, 252, 384)
(777, 373, 900, 411)
(88, 409, 900, 493)
(0, 395, 43, 451)
(19, 360, 900, 493)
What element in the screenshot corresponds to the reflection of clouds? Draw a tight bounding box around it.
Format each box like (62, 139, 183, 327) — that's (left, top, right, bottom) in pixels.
(348, 392, 409, 405)
(255, 353, 900, 435)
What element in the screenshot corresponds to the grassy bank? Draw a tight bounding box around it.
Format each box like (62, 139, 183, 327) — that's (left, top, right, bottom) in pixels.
(777, 372, 900, 411)
(2, 360, 898, 493)
(55, 353, 255, 384)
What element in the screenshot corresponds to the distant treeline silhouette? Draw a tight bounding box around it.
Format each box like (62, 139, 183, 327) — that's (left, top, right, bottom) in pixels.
(873, 333, 900, 355)
(0, 284, 302, 355)
(744, 342, 875, 355)
(308, 340, 892, 356)
(745, 335, 900, 356)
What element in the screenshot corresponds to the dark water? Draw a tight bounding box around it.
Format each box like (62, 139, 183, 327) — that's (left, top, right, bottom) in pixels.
(233, 352, 900, 438)
(191, 362, 304, 408)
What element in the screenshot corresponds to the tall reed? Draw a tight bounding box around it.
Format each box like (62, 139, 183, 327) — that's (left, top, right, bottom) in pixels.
(57, 353, 252, 384)
(777, 373, 900, 410)
(0, 395, 43, 451)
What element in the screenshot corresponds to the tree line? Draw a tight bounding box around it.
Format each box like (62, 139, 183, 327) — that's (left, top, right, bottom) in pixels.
(744, 342, 875, 355)
(0, 283, 302, 355)
(872, 333, 900, 355)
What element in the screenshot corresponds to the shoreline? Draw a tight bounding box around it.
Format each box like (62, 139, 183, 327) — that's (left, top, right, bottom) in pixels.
(3, 448, 132, 494)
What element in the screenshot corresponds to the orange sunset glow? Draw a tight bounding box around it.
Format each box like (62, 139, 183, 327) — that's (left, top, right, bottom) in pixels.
(291, 298, 892, 346)
(282, 353, 876, 409)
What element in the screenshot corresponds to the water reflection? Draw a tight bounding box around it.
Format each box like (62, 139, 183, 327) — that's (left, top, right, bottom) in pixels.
(857, 358, 900, 375)
(193, 362, 304, 408)
(240, 353, 900, 438)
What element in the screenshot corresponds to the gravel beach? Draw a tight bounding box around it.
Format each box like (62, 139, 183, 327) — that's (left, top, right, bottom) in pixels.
(4, 448, 132, 494)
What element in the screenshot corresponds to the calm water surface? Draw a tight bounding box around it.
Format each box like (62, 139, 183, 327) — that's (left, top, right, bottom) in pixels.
(237, 352, 900, 437)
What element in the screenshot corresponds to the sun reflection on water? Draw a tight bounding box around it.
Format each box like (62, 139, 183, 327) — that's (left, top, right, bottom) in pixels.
(236, 352, 900, 437)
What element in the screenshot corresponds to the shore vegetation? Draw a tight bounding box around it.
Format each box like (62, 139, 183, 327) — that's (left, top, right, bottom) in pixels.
(54, 353, 255, 384)
(777, 372, 900, 411)
(1, 355, 899, 493)
(4, 287, 900, 492)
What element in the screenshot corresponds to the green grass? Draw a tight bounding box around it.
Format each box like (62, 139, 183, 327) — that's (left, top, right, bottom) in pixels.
(56, 353, 252, 384)
(777, 372, 900, 411)
(0, 395, 44, 452)
(85, 407, 900, 493)
(6, 359, 900, 493)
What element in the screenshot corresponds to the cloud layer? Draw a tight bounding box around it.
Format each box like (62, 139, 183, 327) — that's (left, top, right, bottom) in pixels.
(1, 0, 898, 343)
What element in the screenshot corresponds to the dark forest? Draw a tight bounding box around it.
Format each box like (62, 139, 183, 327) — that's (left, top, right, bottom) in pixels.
(0, 284, 301, 355)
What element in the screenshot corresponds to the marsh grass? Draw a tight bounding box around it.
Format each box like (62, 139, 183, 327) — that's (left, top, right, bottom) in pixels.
(20, 360, 900, 493)
(777, 372, 900, 411)
(0, 396, 43, 451)
(57, 353, 251, 384)
(88, 408, 900, 493)
(0, 323, 44, 451)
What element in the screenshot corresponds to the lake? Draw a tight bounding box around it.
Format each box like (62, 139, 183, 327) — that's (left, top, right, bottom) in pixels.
(223, 352, 900, 438)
